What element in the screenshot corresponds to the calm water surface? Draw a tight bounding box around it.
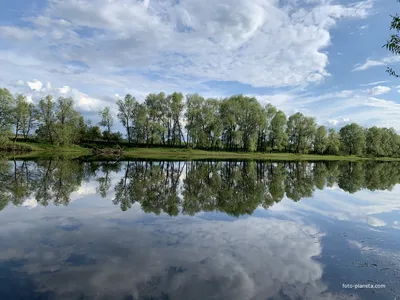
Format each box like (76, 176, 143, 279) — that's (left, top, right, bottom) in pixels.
(0, 159, 400, 300)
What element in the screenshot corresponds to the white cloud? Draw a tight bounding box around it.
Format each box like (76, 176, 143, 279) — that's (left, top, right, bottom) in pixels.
(27, 79, 43, 92)
(0, 0, 373, 88)
(368, 86, 391, 96)
(359, 81, 389, 87)
(353, 56, 400, 72)
(0, 26, 43, 40)
(59, 86, 71, 94)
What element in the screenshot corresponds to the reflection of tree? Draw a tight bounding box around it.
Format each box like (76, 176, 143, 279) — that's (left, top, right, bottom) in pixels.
(96, 161, 121, 198)
(3, 159, 400, 216)
(261, 163, 287, 208)
(338, 162, 365, 194)
(0, 160, 12, 210)
(285, 162, 315, 201)
(113, 161, 184, 215)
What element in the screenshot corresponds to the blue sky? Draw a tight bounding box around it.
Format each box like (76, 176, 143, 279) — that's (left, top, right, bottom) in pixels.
(0, 0, 400, 129)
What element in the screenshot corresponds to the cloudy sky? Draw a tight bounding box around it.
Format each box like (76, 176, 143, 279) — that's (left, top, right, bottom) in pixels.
(1, 0, 400, 129)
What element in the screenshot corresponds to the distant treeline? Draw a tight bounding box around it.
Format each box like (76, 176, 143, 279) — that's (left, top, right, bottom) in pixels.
(1, 160, 400, 215)
(1, 87, 400, 157)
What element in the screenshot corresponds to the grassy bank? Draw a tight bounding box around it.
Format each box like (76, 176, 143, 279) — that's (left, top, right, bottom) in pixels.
(3, 141, 400, 161)
(2, 142, 91, 159)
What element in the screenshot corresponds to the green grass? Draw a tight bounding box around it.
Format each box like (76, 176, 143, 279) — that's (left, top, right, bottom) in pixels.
(3, 142, 90, 159)
(4, 142, 400, 161)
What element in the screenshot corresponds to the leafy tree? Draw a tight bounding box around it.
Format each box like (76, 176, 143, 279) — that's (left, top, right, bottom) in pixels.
(257, 104, 276, 152)
(167, 92, 185, 146)
(54, 97, 81, 145)
(12, 94, 30, 143)
(269, 110, 287, 152)
(325, 128, 341, 155)
(38, 95, 56, 144)
(286, 113, 317, 153)
(0, 88, 14, 144)
(145, 92, 167, 145)
(313, 125, 328, 154)
(339, 123, 366, 156)
(22, 103, 38, 141)
(117, 94, 136, 144)
(98, 107, 114, 141)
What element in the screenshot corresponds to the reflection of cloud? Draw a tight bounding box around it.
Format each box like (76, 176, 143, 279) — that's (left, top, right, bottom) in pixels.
(22, 197, 38, 209)
(0, 208, 355, 300)
(274, 184, 400, 229)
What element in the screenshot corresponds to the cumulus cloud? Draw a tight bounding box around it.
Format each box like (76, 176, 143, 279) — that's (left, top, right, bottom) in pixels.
(0, 0, 373, 89)
(368, 86, 391, 96)
(27, 79, 43, 92)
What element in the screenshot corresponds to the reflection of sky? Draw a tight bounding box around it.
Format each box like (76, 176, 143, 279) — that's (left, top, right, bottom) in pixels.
(1, 172, 400, 299)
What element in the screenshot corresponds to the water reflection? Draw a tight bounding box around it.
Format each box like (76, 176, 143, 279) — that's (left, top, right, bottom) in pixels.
(2, 159, 400, 215)
(1, 159, 400, 299)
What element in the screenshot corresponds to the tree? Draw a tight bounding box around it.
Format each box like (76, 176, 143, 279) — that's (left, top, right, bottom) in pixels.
(145, 92, 167, 145)
(54, 97, 81, 145)
(257, 104, 276, 152)
(313, 125, 328, 154)
(12, 94, 30, 143)
(339, 123, 366, 156)
(22, 103, 38, 141)
(98, 107, 114, 141)
(38, 95, 56, 144)
(0, 88, 14, 144)
(325, 128, 341, 155)
(286, 113, 317, 153)
(384, 1, 400, 77)
(167, 92, 185, 146)
(269, 110, 287, 152)
(117, 94, 136, 144)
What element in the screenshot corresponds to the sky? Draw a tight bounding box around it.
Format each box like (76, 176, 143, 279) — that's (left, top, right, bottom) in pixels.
(0, 0, 400, 130)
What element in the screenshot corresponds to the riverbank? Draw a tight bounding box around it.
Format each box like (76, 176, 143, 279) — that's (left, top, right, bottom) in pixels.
(2, 141, 400, 161)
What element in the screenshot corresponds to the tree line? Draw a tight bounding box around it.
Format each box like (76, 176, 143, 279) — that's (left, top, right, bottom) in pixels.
(2, 159, 400, 215)
(1, 87, 400, 157)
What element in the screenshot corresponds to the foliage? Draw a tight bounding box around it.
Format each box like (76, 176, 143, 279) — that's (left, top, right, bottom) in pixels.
(3, 160, 400, 215)
(1, 87, 400, 158)
(384, 1, 400, 77)
(0, 88, 14, 142)
(339, 123, 366, 156)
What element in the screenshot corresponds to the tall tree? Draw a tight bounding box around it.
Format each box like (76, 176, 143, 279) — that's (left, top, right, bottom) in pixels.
(54, 97, 81, 145)
(313, 125, 328, 155)
(22, 103, 38, 141)
(145, 92, 167, 145)
(339, 123, 366, 156)
(12, 94, 30, 143)
(117, 94, 136, 144)
(269, 110, 287, 152)
(325, 128, 341, 155)
(38, 95, 56, 144)
(168, 92, 185, 146)
(0, 88, 14, 144)
(286, 113, 317, 153)
(98, 106, 114, 141)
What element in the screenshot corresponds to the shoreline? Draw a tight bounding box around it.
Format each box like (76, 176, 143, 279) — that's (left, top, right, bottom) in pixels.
(2, 142, 400, 161)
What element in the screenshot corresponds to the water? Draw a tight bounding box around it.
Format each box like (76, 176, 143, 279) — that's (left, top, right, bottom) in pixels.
(0, 159, 400, 300)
